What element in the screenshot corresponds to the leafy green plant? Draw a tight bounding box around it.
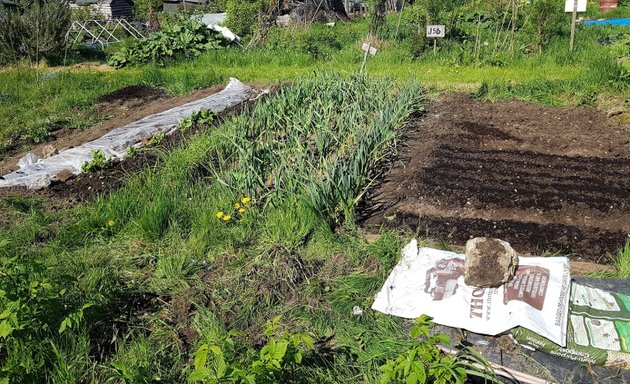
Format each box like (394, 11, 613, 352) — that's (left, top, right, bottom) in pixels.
(108, 17, 227, 68)
(81, 149, 113, 173)
(146, 131, 165, 147)
(125, 145, 139, 157)
(189, 315, 315, 383)
(180, 109, 217, 131)
(379, 315, 497, 384)
(0, 249, 89, 382)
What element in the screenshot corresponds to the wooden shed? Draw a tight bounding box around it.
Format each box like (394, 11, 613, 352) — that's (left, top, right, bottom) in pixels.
(0, 0, 17, 10)
(74, 0, 134, 20)
(163, 0, 210, 13)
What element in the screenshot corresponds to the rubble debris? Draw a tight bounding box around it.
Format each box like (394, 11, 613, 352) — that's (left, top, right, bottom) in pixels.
(41, 144, 58, 158)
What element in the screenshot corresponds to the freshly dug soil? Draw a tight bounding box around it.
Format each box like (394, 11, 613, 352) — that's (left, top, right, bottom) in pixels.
(96, 85, 166, 104)
(363, 94, 630, 263)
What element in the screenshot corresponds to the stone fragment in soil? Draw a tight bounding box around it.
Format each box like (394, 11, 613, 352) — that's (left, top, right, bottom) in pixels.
(465, 237, 518, 288)
(56, 169, 74, 183)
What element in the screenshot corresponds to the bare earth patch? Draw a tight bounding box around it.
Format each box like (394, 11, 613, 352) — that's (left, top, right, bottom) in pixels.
(363, 94, 630, 263)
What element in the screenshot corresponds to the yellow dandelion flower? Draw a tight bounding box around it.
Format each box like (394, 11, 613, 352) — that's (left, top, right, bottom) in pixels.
(107, 219, 115, 227)
(238, 208, 245, 213)
(223, 215, 231, 221)
(216, 211, 224, 219)
(234, 203, 241, 209)
(242, 197, 251, 205)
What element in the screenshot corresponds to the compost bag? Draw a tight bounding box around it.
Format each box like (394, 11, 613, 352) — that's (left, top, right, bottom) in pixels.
(512, 283, 630, 369)
(372, 239, 572, 346)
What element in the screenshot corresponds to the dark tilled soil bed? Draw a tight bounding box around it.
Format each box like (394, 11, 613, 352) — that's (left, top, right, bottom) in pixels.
(363, 94, 630, 263)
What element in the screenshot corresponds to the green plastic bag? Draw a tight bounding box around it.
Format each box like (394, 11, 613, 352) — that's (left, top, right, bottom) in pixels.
(512, 283, 630, 368)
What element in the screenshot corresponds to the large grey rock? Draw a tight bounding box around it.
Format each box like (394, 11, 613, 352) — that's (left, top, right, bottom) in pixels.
(464, 237, 518, 287)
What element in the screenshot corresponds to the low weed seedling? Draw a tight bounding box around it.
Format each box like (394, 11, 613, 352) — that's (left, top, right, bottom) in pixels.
(146, 131, 165, 147)
(180, 109, 216, 131)
(81, 149, 112, 172)
(125, 145, 139, 157)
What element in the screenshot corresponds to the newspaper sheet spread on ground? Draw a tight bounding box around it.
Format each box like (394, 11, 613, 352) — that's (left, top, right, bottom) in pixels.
(512, 283, 630, 368)
(372, 239, 572, 346)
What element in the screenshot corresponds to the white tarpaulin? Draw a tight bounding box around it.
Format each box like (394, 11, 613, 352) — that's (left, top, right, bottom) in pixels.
(0, 78, 254, 190)
(372, 239, 572, 346)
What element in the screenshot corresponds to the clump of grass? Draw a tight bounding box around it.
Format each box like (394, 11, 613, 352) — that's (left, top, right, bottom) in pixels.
(613, 239, 630, 278)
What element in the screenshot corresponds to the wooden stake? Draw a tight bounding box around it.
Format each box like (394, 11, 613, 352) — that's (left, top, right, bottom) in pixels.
(433, 38, 437, 54)
(394, 0, 405, 37)
(360, 34, 371, 74)
(438, 346, 554, 384)
(569, 0, 578, 51)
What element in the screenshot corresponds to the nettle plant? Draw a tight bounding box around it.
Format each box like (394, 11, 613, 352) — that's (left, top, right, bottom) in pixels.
(0, 239, 91, 382)
(189, 315, 315, 384)
(379, 315, 498, 384)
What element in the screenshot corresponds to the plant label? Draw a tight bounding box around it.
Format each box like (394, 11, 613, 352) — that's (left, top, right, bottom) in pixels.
(361, 42, 377, 56)
(565, 0, 587, 12)
(426, 25, 445, 38)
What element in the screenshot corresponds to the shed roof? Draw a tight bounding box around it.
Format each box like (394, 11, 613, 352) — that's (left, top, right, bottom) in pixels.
(75, 0, 133, 5)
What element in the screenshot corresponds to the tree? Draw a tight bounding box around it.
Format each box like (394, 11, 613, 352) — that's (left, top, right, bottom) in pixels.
(525, 0, 566, 53)
(0, 0, 71, 65)
(133, 0, 162, 21)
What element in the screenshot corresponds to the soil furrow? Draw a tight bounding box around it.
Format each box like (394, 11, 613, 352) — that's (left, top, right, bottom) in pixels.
(363, 94, 630, 262)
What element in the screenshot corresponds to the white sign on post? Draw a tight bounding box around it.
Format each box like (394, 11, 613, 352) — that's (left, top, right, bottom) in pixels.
(426, 25, 445, 38)
(565, 0, 587, 12)
(361, 42, 377, 56)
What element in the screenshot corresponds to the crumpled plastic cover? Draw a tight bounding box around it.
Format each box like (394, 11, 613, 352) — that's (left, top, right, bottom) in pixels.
(0, 78, 253, 190)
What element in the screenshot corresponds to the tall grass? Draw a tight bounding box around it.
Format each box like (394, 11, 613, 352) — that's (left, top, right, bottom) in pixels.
(2, 15, 628, 156)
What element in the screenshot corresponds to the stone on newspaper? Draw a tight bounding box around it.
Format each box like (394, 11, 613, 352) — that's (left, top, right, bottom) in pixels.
(464, 237, 518, 287)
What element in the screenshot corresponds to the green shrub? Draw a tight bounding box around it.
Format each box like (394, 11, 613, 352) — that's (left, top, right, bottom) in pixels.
(407, 32, 432, 59)
(224, 0, 269, 37)
(525, 0, 568, 53)
(0, 0, 71, 65)
(265, 25, 345, 60)
(108, 16, 227, 68)
(133, 0, 162, 21)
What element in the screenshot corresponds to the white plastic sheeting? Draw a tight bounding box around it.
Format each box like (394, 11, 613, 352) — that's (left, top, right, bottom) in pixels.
(192, 13, 240, 43)
(0, 78, 254, 190)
